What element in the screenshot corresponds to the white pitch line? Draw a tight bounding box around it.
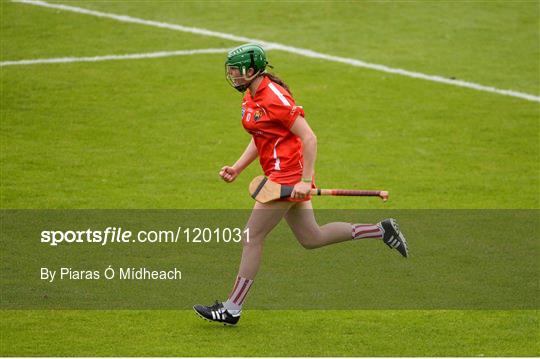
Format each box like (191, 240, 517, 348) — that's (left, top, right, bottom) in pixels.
(11, 0, 540, 103)
(0, 48, 229, 67)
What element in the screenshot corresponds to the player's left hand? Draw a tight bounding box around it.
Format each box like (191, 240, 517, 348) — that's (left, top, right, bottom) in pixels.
(291, 181, 311, 199)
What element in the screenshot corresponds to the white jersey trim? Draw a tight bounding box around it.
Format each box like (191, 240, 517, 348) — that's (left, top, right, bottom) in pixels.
(273, 139, 281, 171)
(268, 82, 291, 106)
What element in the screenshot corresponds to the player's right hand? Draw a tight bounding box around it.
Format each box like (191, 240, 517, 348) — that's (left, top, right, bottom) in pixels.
(219, 166, 238, 183)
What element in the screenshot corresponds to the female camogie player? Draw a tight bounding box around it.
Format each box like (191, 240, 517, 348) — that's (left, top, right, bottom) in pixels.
(194, 44, 408, 325)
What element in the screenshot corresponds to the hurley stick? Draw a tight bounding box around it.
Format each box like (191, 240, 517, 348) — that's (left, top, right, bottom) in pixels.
(249, 176, 388, 203)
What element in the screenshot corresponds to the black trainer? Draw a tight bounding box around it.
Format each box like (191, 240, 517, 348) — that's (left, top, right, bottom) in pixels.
(193, 301, 240, 325)
(380, 218, 409, 258)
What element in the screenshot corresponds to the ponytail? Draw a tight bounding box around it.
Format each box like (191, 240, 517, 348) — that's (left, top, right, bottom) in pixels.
(264, 72, 292, 96)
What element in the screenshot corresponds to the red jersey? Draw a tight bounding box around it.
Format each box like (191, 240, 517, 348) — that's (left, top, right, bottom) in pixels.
(241, 76, 305, 185)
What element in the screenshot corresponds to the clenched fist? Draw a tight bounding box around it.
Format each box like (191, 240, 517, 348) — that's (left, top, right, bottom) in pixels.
(219, 166, 239, 183)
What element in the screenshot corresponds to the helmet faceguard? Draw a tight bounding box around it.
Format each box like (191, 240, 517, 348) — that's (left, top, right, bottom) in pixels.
(225, 64, 262, 92)
(225, 44, 270, 93)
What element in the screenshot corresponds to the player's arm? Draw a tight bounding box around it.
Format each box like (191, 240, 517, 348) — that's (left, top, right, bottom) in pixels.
(233, 138, 258, 173)
(290, 115, 317, 198)
(291, 115, 317, 179)
(220, 138, 258, 182)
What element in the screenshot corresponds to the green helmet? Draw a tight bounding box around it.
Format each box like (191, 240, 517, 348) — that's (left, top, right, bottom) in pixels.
(225, 43, 269, 92)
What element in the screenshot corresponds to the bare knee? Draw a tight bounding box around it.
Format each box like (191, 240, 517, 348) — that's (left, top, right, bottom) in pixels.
(299, 240, 320, 250)
(295, 230, 323, 250)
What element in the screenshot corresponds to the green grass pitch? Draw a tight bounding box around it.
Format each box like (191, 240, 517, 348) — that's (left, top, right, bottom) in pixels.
(1, 0, 539, 356)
